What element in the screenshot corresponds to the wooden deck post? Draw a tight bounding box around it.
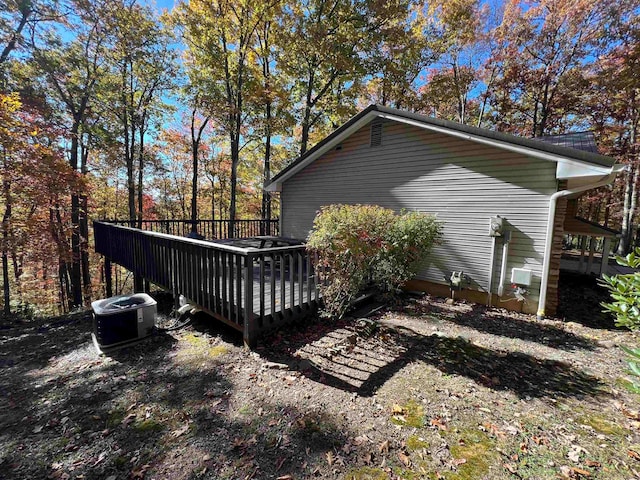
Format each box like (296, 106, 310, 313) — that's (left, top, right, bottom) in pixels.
(578, 235, 586, 272)
(600, 237, 611, 278)
(243, 253, 256, 348)
(587, 236, 596, 275)
(105, 258, 113, 298)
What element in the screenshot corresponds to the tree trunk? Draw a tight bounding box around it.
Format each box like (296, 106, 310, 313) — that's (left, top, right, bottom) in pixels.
(300, 68, 315, 156)
(0, 2, 31, 69)
(262, 99, 272, 230)
(2, 199, 10, 317)
(191, 123, 199, 234)
(210, 178, 216, 222)
(51, 206, 71, 313)
(137, 117, 146, 229)
(190, 110, 209, 235)
(618, 162, 639, 255)
(229, 131, 239, 238)
(80, 136, 91, 304)
(123, 58, 136, 222)
(262, 117, 272, 225)
(69, 121, 83, 308)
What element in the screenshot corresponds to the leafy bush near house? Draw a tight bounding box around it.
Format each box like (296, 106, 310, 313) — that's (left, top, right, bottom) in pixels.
(600, 249, 640, 392)
(600, 249, 640, 331)
(307, 204, 442, 319)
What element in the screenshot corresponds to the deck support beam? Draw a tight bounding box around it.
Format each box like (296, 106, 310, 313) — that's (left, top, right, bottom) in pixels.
(600, 237, 611, 278)
(243, 253, 256, 348)
(104, 258, 112, 298)
(587, 238, 596, 275)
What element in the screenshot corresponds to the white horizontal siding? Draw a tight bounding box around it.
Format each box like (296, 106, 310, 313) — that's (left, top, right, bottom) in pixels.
(281, 120, 557, 308)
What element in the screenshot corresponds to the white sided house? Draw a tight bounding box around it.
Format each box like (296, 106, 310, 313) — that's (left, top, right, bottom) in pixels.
(265, 105, 622, 317)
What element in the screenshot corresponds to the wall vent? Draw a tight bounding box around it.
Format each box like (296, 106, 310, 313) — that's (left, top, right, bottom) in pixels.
(370, 122, 383, 147)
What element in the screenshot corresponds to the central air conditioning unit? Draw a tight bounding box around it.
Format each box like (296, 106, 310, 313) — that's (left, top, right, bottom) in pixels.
(91, 293, 157, 353)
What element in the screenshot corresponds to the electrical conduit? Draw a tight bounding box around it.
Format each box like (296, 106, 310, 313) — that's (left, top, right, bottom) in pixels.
(487, 236, 497, 306)
(497, 230, 511, 297)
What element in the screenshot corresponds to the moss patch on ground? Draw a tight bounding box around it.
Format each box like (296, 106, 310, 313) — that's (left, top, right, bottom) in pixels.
(344, 466, 388, 480)
(406, 434, 429, 451)
(578, 413, 628, 436)
(446, 429, 497, 480)
(390, 400, 425, 428)
(132, 419, 164, 434)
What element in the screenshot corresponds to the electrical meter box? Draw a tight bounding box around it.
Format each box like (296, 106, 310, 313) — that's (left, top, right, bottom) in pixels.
(489, 216, 503, 237)
(91, 293, 156, 351)
(510, 268, 532, 286)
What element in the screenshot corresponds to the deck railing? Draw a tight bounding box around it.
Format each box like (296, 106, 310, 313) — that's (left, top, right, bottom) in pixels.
(94, 221, 318, 347)
(105, 219, 279, 239)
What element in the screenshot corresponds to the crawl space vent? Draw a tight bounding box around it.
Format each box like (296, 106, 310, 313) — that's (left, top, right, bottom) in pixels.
(370, 122, 383, 147)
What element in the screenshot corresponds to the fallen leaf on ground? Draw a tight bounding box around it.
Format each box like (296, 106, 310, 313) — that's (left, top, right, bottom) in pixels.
(130, 464, 150, 479)
(326, 451, 334, 466)
(503, 463, 517, 474)
(431, 417, 448, 431)
(391, 404, 405, 414)
(571, 467, 591, 477)
(568, 445, 588, 463)
(92, 452, 106, 467)
(533, 435, 549, 445)
(122, 413, 136, 426)
(379, 440, 390, 454)
(629, 450, 640, 461)
(170, 424, 189, 438)
(398, 451, 411, 467)
(482, 422, 506, 439)
(453, 458, 467, 466)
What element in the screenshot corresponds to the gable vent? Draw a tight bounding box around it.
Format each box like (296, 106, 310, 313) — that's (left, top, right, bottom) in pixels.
(370, 122, 383, 147)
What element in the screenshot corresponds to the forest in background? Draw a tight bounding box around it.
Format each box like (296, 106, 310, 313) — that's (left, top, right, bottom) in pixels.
(1, 0, 639, 317)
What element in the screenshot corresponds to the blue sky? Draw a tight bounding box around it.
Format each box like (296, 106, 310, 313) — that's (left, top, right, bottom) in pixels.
(145, 0, 177, 13)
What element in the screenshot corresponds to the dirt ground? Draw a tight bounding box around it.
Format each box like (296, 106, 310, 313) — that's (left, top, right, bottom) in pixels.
(1, 280, 640, 480)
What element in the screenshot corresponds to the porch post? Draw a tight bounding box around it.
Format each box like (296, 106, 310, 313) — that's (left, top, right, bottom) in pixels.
(105, 258, 113, 298)
(600, 237, 612, 278)
(243, 253, 256, 348)
(578, 236, 586, 272)
(587, 237, 596, 275)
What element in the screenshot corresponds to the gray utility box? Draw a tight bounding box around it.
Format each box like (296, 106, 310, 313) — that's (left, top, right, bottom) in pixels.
(91, 293, 156, 350)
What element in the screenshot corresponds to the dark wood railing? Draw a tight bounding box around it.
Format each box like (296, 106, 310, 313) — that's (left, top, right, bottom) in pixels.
(94, 221, 318, 347)
(105, 219, 279, 239)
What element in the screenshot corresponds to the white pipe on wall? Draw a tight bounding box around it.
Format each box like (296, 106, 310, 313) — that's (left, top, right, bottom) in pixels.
(497, 231, 511, 297)
(537, 173, 617, 320)
(487, 236, 497, 306)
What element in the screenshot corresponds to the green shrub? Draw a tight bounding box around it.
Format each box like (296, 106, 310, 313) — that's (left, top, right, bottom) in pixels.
(601, 248, 640, 331)
(307, 204, 442, 318)
(621, 345, 640, 394)
(600, 249, 640, 393)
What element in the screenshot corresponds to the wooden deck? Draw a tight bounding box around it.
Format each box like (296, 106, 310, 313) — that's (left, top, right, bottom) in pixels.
(93, 221, 320, 347)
